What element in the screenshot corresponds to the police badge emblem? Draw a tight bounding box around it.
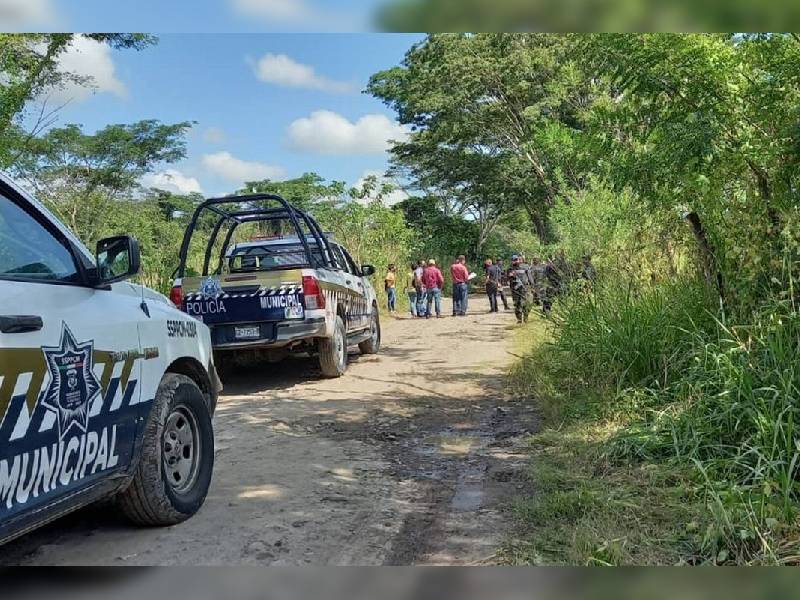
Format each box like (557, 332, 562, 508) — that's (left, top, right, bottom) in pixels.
(200, 276, 223, 299)
(42, 323, 101, 439)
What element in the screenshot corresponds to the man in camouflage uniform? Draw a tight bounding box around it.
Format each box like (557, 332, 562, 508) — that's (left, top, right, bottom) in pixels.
(528, 256, 546, 311)
(507, 254, 534, 324)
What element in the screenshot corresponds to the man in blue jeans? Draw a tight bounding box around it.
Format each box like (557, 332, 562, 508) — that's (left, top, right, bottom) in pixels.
(414, 259, 427, 317)
(422, 259, 444, 318)
(450, 255, 470, 316)
(405, 263, 418, 317)
(384, 263, 397, 313)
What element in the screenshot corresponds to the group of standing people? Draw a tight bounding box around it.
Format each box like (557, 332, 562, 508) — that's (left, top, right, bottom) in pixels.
(384, 257, 474, 319)
(383, 251, 595, 324)
(492, 252, 596, 324)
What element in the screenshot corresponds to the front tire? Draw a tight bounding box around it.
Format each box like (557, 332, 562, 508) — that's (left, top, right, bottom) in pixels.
(359, 307, 381, 355)
(319, 315, 347, 378)
(117, 373, 214, 526)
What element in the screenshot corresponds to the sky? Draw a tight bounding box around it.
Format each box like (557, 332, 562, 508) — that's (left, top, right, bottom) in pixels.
(22, 33, 424, 199)
(0, 0, 387, 32)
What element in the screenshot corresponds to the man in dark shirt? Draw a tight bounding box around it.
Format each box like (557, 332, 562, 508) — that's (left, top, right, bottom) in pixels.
(484, 259, 503, 313)
(495, 257, 511, 311)
(542, 256, 559, 315)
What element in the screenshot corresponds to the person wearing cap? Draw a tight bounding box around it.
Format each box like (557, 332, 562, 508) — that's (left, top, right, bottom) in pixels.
(422, 259, 444, 318)
(450, 255, 470, 316)
(507, 254, 534, 324)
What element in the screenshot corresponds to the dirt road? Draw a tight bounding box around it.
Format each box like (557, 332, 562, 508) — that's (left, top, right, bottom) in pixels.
(0, 296, 537, 565)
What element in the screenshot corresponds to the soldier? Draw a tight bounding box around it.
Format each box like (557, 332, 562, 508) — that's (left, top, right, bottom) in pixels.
(507, 254, 533, 324)
(495, 257, 511, 311)
(541, 256, 558, 315)
(528, 256, 546, 310)
(580, 254, 596, 283)
(553, 249, 572, 297)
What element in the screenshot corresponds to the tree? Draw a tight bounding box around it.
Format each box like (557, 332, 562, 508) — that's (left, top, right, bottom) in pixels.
(368, 33, 596, 243)
(375, 0, 800, 33)
(0, 33, 156, 160)
(239, 172, 346, 211)
(580, 33, 800, 300)
(11, 120, 192, 241)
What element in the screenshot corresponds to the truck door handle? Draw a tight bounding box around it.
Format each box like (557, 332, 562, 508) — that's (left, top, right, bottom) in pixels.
(0, 315, 44, 334)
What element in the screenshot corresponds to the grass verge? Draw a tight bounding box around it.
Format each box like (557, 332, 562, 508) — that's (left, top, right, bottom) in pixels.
(501, 317, 710, 565)
(501, 295, 800, 566)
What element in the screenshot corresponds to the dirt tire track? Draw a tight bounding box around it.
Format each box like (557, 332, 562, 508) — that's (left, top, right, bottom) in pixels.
(0, 296, 536, 566)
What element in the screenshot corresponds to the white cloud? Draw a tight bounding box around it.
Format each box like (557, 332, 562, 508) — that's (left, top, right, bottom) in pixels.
(228, 0, 363, 30)
(353, 170, 409, 206)
(287, 110, 409, 156)
(203, 127, 227, 144)
(0, 0, 56, 28)
(229, 0, 310, 22)
(251, 53, 353, 94)
(48, 37, 127, 103)
(141, 169, 203, 195)
(202, 151, 286, 184)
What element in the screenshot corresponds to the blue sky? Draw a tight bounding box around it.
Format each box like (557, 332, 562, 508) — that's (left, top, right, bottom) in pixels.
(3, 0, 389, 32)
(28, 34, 423, 198)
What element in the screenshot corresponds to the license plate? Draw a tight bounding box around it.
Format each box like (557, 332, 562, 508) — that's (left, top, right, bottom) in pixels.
(234, 326, 260, 339)
(285, 304, 305, 320)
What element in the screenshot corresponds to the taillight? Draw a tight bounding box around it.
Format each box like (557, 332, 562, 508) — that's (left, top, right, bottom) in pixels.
(302, 275, 326, 310)
(170, 283, 183, 308)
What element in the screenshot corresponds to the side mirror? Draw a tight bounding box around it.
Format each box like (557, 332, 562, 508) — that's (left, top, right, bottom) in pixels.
(361, 264, 376, 277)
(95, 236, 141, 286)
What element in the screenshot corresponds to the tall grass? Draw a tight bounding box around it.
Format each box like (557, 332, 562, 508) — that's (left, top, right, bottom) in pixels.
(614, 298, 800, 561)
(554, 278, 717, 392)
(512, 273, 800, 564)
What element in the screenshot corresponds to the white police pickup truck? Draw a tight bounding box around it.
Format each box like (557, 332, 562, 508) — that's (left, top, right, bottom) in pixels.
(0, 173, 221, 545)
(171, 194, 381, 378)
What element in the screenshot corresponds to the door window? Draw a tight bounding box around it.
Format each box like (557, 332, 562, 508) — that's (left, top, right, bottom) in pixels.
(331, 244, 350, 273)
(0, 193, 79, 283)
(340, 247, 361, 276)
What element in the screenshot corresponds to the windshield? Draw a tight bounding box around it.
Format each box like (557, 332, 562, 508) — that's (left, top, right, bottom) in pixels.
(0, 191, 79, 283)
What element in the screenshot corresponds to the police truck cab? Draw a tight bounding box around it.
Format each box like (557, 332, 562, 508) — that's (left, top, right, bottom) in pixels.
(0, 173, 220, 545)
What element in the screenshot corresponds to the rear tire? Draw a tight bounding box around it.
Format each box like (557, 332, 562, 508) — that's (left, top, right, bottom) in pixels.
(359, 307, 381, 355)
(319, 315, 347, 378)
(117, 373, 214, 526)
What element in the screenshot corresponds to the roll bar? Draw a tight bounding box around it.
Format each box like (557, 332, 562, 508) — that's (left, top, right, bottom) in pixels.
(175, 194, 336, 278)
